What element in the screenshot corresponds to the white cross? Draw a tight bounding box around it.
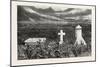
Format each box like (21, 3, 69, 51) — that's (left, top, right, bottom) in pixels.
(58, 30, 65, 44)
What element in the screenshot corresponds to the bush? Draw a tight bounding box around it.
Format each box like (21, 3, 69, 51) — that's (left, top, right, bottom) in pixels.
(18, 40, 91, 60)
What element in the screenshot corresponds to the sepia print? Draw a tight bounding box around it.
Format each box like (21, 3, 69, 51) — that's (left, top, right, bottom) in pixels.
(11, 1, 96, 66)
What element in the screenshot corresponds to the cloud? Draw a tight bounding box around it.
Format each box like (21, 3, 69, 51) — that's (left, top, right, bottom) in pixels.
(18, 6, 91, 24)
(22, 6, 63, 21)
(62, 9, 91, 17)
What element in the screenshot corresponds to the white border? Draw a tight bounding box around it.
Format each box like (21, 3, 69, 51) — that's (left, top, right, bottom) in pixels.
(11, 1, 96, 66)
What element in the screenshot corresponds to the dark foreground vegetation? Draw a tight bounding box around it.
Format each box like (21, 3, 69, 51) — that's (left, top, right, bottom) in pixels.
(18, 23, 91, 60)
(18, 40, 91, 60)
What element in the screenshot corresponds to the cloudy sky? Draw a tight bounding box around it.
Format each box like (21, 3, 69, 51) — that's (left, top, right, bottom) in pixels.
(18, 4, 91, 24)
(22, 2, 90, 11)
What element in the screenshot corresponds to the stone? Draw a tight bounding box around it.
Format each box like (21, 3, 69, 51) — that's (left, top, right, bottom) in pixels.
(74, 25, 87, 45)
(58, 30, 65, 44)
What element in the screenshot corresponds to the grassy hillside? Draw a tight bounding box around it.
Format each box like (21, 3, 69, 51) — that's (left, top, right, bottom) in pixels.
(18, 21, 91, 44)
